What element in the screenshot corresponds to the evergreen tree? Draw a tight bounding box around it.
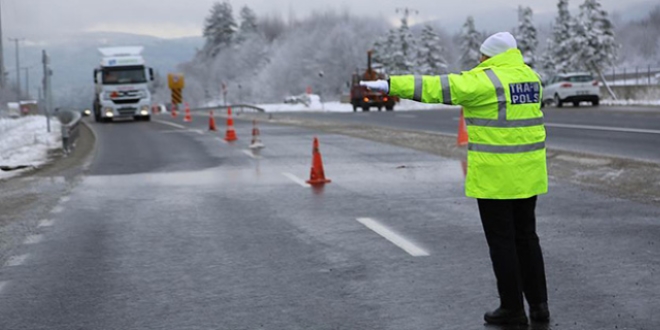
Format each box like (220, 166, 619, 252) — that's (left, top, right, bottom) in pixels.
(416, 25, 448, 75)
(390, 17, 417, 74)
(543, 0, 574, 73)
(570, 0, 619, 97)
(203, 1, 237, 58)
(459, 16, 482, 70)
(371, 35, 392, 71)
(239, 6, 258, 35)
(516, 6, 538, 67)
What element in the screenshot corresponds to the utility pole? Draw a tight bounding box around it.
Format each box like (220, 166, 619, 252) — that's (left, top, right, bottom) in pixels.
(42, 50, 51, 133)
(23, 67, 29, 98)
(9, 37, 24, 100)
(0, 1, 5, 88)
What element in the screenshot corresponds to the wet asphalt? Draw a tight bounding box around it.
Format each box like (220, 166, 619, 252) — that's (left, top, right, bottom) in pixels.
(284, 105, 660, 163)
(0, 113, 658, 330)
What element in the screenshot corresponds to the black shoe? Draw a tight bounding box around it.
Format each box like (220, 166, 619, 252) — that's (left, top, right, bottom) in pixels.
(529, 302, 550, 322)
(484, 307, 528, 325)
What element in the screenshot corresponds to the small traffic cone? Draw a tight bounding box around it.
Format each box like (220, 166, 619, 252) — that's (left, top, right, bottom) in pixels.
(224, 107, 238, 142)
(171, 104, 178, 118)
(209, 111, 217, 131)
(249, 120, 265, 149)
(184, 103, 192, 122)
(457, 108, 469, 147)
(306, 137, 331, 185)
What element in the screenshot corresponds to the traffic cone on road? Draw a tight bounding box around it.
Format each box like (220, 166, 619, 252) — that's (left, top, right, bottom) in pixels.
(249, 120, 264, 149)
(457, 108, 469, 147)
(171, 104, 178, 118)
(209, 111, 217, 131)
(224, 107, 238, 142)
(184, 103, 192, 122)
(306, 137, 331, 185)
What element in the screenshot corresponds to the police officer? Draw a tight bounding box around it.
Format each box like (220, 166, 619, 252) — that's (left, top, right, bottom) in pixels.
(361, 32, 550, 325)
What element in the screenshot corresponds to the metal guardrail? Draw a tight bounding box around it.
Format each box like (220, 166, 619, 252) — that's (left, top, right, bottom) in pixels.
(58, 110, 82, 155)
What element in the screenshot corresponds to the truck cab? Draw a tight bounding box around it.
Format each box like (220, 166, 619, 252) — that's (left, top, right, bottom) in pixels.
(93, 47, 154, 122)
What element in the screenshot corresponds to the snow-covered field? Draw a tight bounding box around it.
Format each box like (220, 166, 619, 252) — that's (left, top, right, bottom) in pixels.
(0, 116, 62, 181)
(257, 95, 456, 113)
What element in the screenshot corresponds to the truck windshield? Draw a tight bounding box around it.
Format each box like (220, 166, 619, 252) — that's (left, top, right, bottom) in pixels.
(102, 66, 147, 85)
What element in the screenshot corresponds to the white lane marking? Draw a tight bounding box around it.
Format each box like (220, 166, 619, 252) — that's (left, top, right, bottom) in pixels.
(357, 218, 430, 257)
(546, 123, 660, 135)
(153, 120, 186, 130)
(216, 137, 229, 145)
(51, 206, 64, 214)
(59, 196, 71, 204)
(0, 281, 7, 294)
(38, 219, 54, 228)
(23, 235, 44, 245)
(192, 129, 205, 135)
(242, 150, 261, 159)
(282, 172, 310, 188)
(5, 254, 29, 267)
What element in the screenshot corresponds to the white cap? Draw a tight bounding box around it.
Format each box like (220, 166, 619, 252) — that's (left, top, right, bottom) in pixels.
(480, 32, 517, 57)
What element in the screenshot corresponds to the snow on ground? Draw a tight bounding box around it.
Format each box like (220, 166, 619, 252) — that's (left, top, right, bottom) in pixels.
(601, 99, 660, 107)
(0, 116, 62, 181)
(257, 94, 457, 113)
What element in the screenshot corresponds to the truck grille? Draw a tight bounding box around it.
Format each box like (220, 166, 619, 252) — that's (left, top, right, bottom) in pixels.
(113, 98, 140, 105)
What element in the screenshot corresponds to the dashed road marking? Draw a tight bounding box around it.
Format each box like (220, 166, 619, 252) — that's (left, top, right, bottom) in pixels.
(546, 123, 660, 135)
(193, 129, 205, 135)
(5, 254, 29, 267)
(357, 218, 430, 257)
(24, 235, 44, 245)
(51, 206, 64, 214)
(153, 120, 187, 130)
(38, 219, 54, 228)
(282, 172, 310, 188)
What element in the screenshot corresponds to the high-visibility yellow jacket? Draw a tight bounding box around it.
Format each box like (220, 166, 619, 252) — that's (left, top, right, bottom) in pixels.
(389, 48, 548, 199)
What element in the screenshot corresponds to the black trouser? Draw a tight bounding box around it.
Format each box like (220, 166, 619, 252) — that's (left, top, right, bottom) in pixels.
(477, 196, 548, 310)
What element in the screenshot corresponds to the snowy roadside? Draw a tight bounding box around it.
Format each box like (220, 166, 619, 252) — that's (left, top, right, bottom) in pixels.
(0, 116, 62, 181)
(257, 96, 458, 113)
(601, 99, 660, 107)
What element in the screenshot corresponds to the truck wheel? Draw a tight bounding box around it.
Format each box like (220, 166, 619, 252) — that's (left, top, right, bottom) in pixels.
(377, 106, 383, 112)
(592, 99, 599, 106)
(352, 104, 357, 112)
(573, 102, 580, 107)
(144, 116, 151, 122)
(362, 106, 370, 112)
(386, 105, 394, 111)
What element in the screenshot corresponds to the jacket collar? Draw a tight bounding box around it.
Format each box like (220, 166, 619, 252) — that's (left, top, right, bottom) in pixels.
(476, 48, 525, 69)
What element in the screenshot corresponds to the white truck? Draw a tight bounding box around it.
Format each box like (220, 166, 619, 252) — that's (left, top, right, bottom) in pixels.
(93, 46, 154, 122)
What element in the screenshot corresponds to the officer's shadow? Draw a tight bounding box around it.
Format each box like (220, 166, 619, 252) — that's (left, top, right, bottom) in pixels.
(484, 323, 553, 330)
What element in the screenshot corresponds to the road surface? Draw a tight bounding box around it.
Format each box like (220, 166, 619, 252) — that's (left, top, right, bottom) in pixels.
(284, 105, 660, 163)
(0, 114, 658, 329)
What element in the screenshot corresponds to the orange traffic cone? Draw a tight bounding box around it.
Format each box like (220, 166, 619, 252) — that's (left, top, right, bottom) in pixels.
(457, 108, 469, 147)
(171, 104, 178, 118)
(209, 111, 217, 131)
(224, 107, 238, 142)
(306, 137, 331, 185)
(184, 103, 192, 122)
(249, 120, 264, 149)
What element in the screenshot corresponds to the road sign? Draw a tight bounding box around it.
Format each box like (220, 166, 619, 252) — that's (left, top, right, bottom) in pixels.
(168, 73, 185, 89)
(168, 73, 185, 105)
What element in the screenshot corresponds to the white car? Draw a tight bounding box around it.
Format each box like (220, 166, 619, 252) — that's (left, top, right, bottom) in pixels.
(542, 72, 600, 107)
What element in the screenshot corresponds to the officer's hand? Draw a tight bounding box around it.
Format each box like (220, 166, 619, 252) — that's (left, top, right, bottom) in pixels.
(360, 80, 389, 94)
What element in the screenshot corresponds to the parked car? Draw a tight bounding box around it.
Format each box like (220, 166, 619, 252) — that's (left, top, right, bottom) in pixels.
(542, 72, 600, 107)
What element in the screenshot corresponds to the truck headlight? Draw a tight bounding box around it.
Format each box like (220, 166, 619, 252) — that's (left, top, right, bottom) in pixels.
(104, 108, 114, 117)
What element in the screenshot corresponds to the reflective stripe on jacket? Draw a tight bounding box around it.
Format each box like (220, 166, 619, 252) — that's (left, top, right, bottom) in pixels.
(389, 48, 548, 199)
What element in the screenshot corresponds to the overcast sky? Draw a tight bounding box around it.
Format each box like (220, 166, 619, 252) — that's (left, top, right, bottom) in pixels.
(1, 0, 652, 40)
